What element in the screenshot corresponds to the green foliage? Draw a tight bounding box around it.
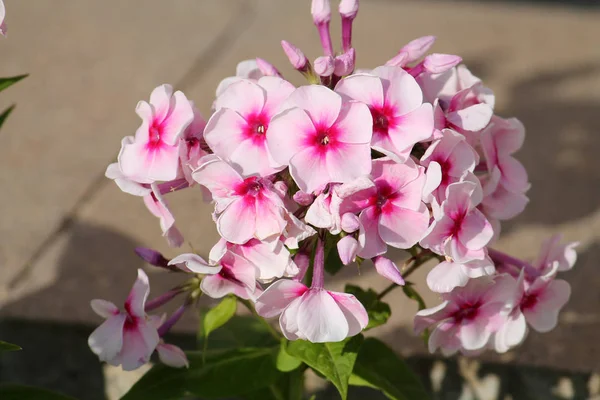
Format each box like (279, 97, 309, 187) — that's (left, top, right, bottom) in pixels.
(276, 339, 302, 372)
(324, 234, 344, 275)
(0, 105, 15, 130)
(0, 74, 28, 93)
(0, 384, 76, 400)
(197, 314, 277, 350)
(0, 340, 21, 352)
(345, 284, 391, 330)
(202, 296, 237, 340)
(351, 338, 430, 400)
(286, 335, 364, 400)
(121, 348, 282, 400)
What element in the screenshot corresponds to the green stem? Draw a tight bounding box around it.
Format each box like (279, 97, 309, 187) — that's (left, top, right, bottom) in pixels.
(239, 299, 281, 340)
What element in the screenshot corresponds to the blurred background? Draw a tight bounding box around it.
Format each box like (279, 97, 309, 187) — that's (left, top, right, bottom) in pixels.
(1, 0, 599, 399)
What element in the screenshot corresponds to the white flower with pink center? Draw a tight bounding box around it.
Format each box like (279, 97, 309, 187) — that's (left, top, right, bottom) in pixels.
(414, 275, 515, 355)
(341, 157, 430, 259)
(335, 65, 434, 162)
(205, 77, 295, 177)
(192, 156, 288, 244)
(421, 181, 493, 263)
(267, 85, 373, 193)
(88, 269, 160, 371)
(120, 84, 194, 183)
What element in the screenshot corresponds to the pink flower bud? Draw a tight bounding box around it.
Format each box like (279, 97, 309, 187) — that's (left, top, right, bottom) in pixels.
(334, 48, 356, 76)
(255, 57, 281, 77)
(281, 40, 308, 71)
(135, 247, 169, 268)
(423, 53, 462, 74)
(293, 190, 315, 206)
(311, 0, 331, 24)
(400, 35, 436, 63)
(373, 256, 405, 286)
(339, 0, 359, 19)
(314, 55, 335, 77)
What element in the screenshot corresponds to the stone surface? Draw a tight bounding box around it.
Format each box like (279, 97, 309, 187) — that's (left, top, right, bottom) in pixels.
(0, 0, 599, 395)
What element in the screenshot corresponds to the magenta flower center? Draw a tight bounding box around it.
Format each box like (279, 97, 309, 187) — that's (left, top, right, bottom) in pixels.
(149, 123, 163, 146)
(521, 293, 538, 310)
(369, 181, 399, 215)
(244, 112, 270, 145)
(370, 105, 395, 135)
(236, 176, 264, 197)
(453, 301, 481, 323)
(308, 124, 340, 153)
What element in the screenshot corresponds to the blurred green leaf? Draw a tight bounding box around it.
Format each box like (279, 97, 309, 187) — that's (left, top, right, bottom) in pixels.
(352, 338, 430, 400)
(0, 384, 76, 400)
(0, 74, 28, 93)
(198, 314, 277, 350)
(203, 296, 237, 339)
(0, 105, 15, 130)
(345, 284, 391, 330)
(122, 348, 282, 400)
(244, 366, 306, 400)
(276, 339, 303, 372)
(286, 335, 364, 400)
(0, 340, 21, 352)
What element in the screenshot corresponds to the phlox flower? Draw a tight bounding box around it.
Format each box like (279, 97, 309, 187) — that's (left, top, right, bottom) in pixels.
(120, 84, 194, 183)
(0, 0, 6, 36)
(192, 156, 288, 244)
(215, 59, 263, 97)
(335, 65, 434, 162)
(532, 234, 578, 274)
(88, 269, 160, 371)
(421, 181, 493, 263)
(143, 183, 184, 247)
(426, 257, 495, 294)
(420, 129, 478, 204)
(267, 85, 373, 193)
(205, 77, 295, 177)
(342, 157, 430, 259)
(179, 103, 208, 185)
(414, 275, 515, 355)
(479, 167, 529, 221)
(201, 246, 261, 301)
(256, 241, 367, 342)
(481, 116, 530, 194)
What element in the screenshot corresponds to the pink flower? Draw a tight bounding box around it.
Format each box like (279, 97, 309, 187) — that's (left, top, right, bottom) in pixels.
(88, 269, 160, 371)
(335, 66, 434, 162)
(200, 248, 260, 301)
(481, 116, 530, 194)
(385, 36, 437, 68)
(209, 237, 299, 282)
(179, 104, 208, 185)
(420, 129, 478, 204)
(414, 275, 515, 355)
(120, 85, 194, 183)
(267, 85, 373, 193)
(426, 257, 495, 294)
(168, 253, 222, 274)
(305, 184, 343, 234)
(420, 181, 493, 263)
(256, 240, 367, 342)
(532, 235, 578, 274)
(0, 0, 6, 36)
(479, 168, 528, 221)
(143, 184, 184, 247)
(205, 77, 295, 177)
(192, 156, 288, 244)
(342, 158, 430, 259)
(156, 341, 189, 368)
(215, 59, 264, 98)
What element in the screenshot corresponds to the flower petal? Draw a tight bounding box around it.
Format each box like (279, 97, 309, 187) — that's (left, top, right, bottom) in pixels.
(125, 269, 151, 318)
(157, 342, 189, 368)
(169, 253, 222, 274)
(255, 280, 308, 318)
(297, 290, 349, 343)
(88, 314, 126, 361)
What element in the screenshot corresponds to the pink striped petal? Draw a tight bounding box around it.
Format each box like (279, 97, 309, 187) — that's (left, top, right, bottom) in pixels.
(255, 280, 308, 318)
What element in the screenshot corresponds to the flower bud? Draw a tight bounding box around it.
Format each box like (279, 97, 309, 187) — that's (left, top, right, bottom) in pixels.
(314, 55, 335, 77)
(311, 0, 331, 24)
(334, 48, 356, 76)
(339, 0, 359, 19)
(135, 247, 169, 268)
(281, 40, 308, 72)
(423, 53, 462, 74)
(255, 57, 281, 77)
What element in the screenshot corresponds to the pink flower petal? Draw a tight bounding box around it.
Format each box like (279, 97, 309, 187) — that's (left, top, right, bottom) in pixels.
(373, 66, 423, 115)
(267, 108, 316, 166)
(334, 73, 385, 107)
(446, 103, 493, 132)
(333, 101, 373, 144)
(379, 204, 430, 249)
(169, 253, 222, 274)
(337, 235, 360, 265)
(258, 76, 295, 115)
(494, 312, 527, 353)
(91, 299, 119, 318)
(217, 198, 257, 244)
(118, 321, 159, 371)
(387, 103, 434, 152)
(280, 298, 304, 341)
(192, 156, 242, 199)
(160, 91, 195, 145)
(297, 290, 349, 343)
(458, 209, 493, 251)
(88, 313, 126, 361)
(149, 85, 173, 123)
(120, 141, 181, 182)
(125, 269, 151, 318)
(284, 85, 341, 129)
(329, 292, 369, 336)
(289, 147, 330, 193)
(326, 143, 372, 184)
(157, 342, 189, 368)
(357, 207, 387, 259)
(203, 108, 248, 161)
(426, 261, 470, 293)
(525, 279, 571, 333)
(215, 79, 265, 116)
(414, 301, 451, 334)
(256, 280, 308, 318)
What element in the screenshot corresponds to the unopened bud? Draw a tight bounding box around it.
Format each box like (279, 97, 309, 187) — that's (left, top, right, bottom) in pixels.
(339, 0, 359, 19)
(334, 48, 355, 76)
(423, 53, 462, 74)
(255, 57, 281, 77)
(314, 55, 335, 77)
(311, 0, 331, 24)
(281, 40, 308, 71)
(135, 247, 169, 268)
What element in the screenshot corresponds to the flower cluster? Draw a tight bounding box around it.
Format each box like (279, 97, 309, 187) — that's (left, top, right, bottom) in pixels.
(90, 0, 577, 370)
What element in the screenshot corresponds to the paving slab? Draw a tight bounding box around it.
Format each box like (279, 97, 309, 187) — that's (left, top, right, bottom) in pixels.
(0, 0, 599, 386)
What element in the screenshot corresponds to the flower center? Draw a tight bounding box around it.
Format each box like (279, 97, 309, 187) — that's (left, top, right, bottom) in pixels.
(149, 124, 162, 145)
(255, 124, 266, 135)
(454, 302, 480, 323)
(237, 176, 264, 197)
(521, 293, 538, 310)
(317, 131, 330, 146)
(370, 107, 391, 134)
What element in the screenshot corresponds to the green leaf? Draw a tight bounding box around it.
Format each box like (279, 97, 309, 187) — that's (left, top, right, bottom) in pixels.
(203, 296, 237, 339)
(276, 339, 303, 372)
(352, 338, 430, 400)
(0, 384, 76, 400)
(286, 335, 364, 400)
(244, 367, 306, 400)
(345, 285, 391, 330)
(122, 348, 282, 400)
(0, 105, 15, 130)
(198, 314, 277, 350)
(0, 340, 21, 352)
(0, 74, 28, 93)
